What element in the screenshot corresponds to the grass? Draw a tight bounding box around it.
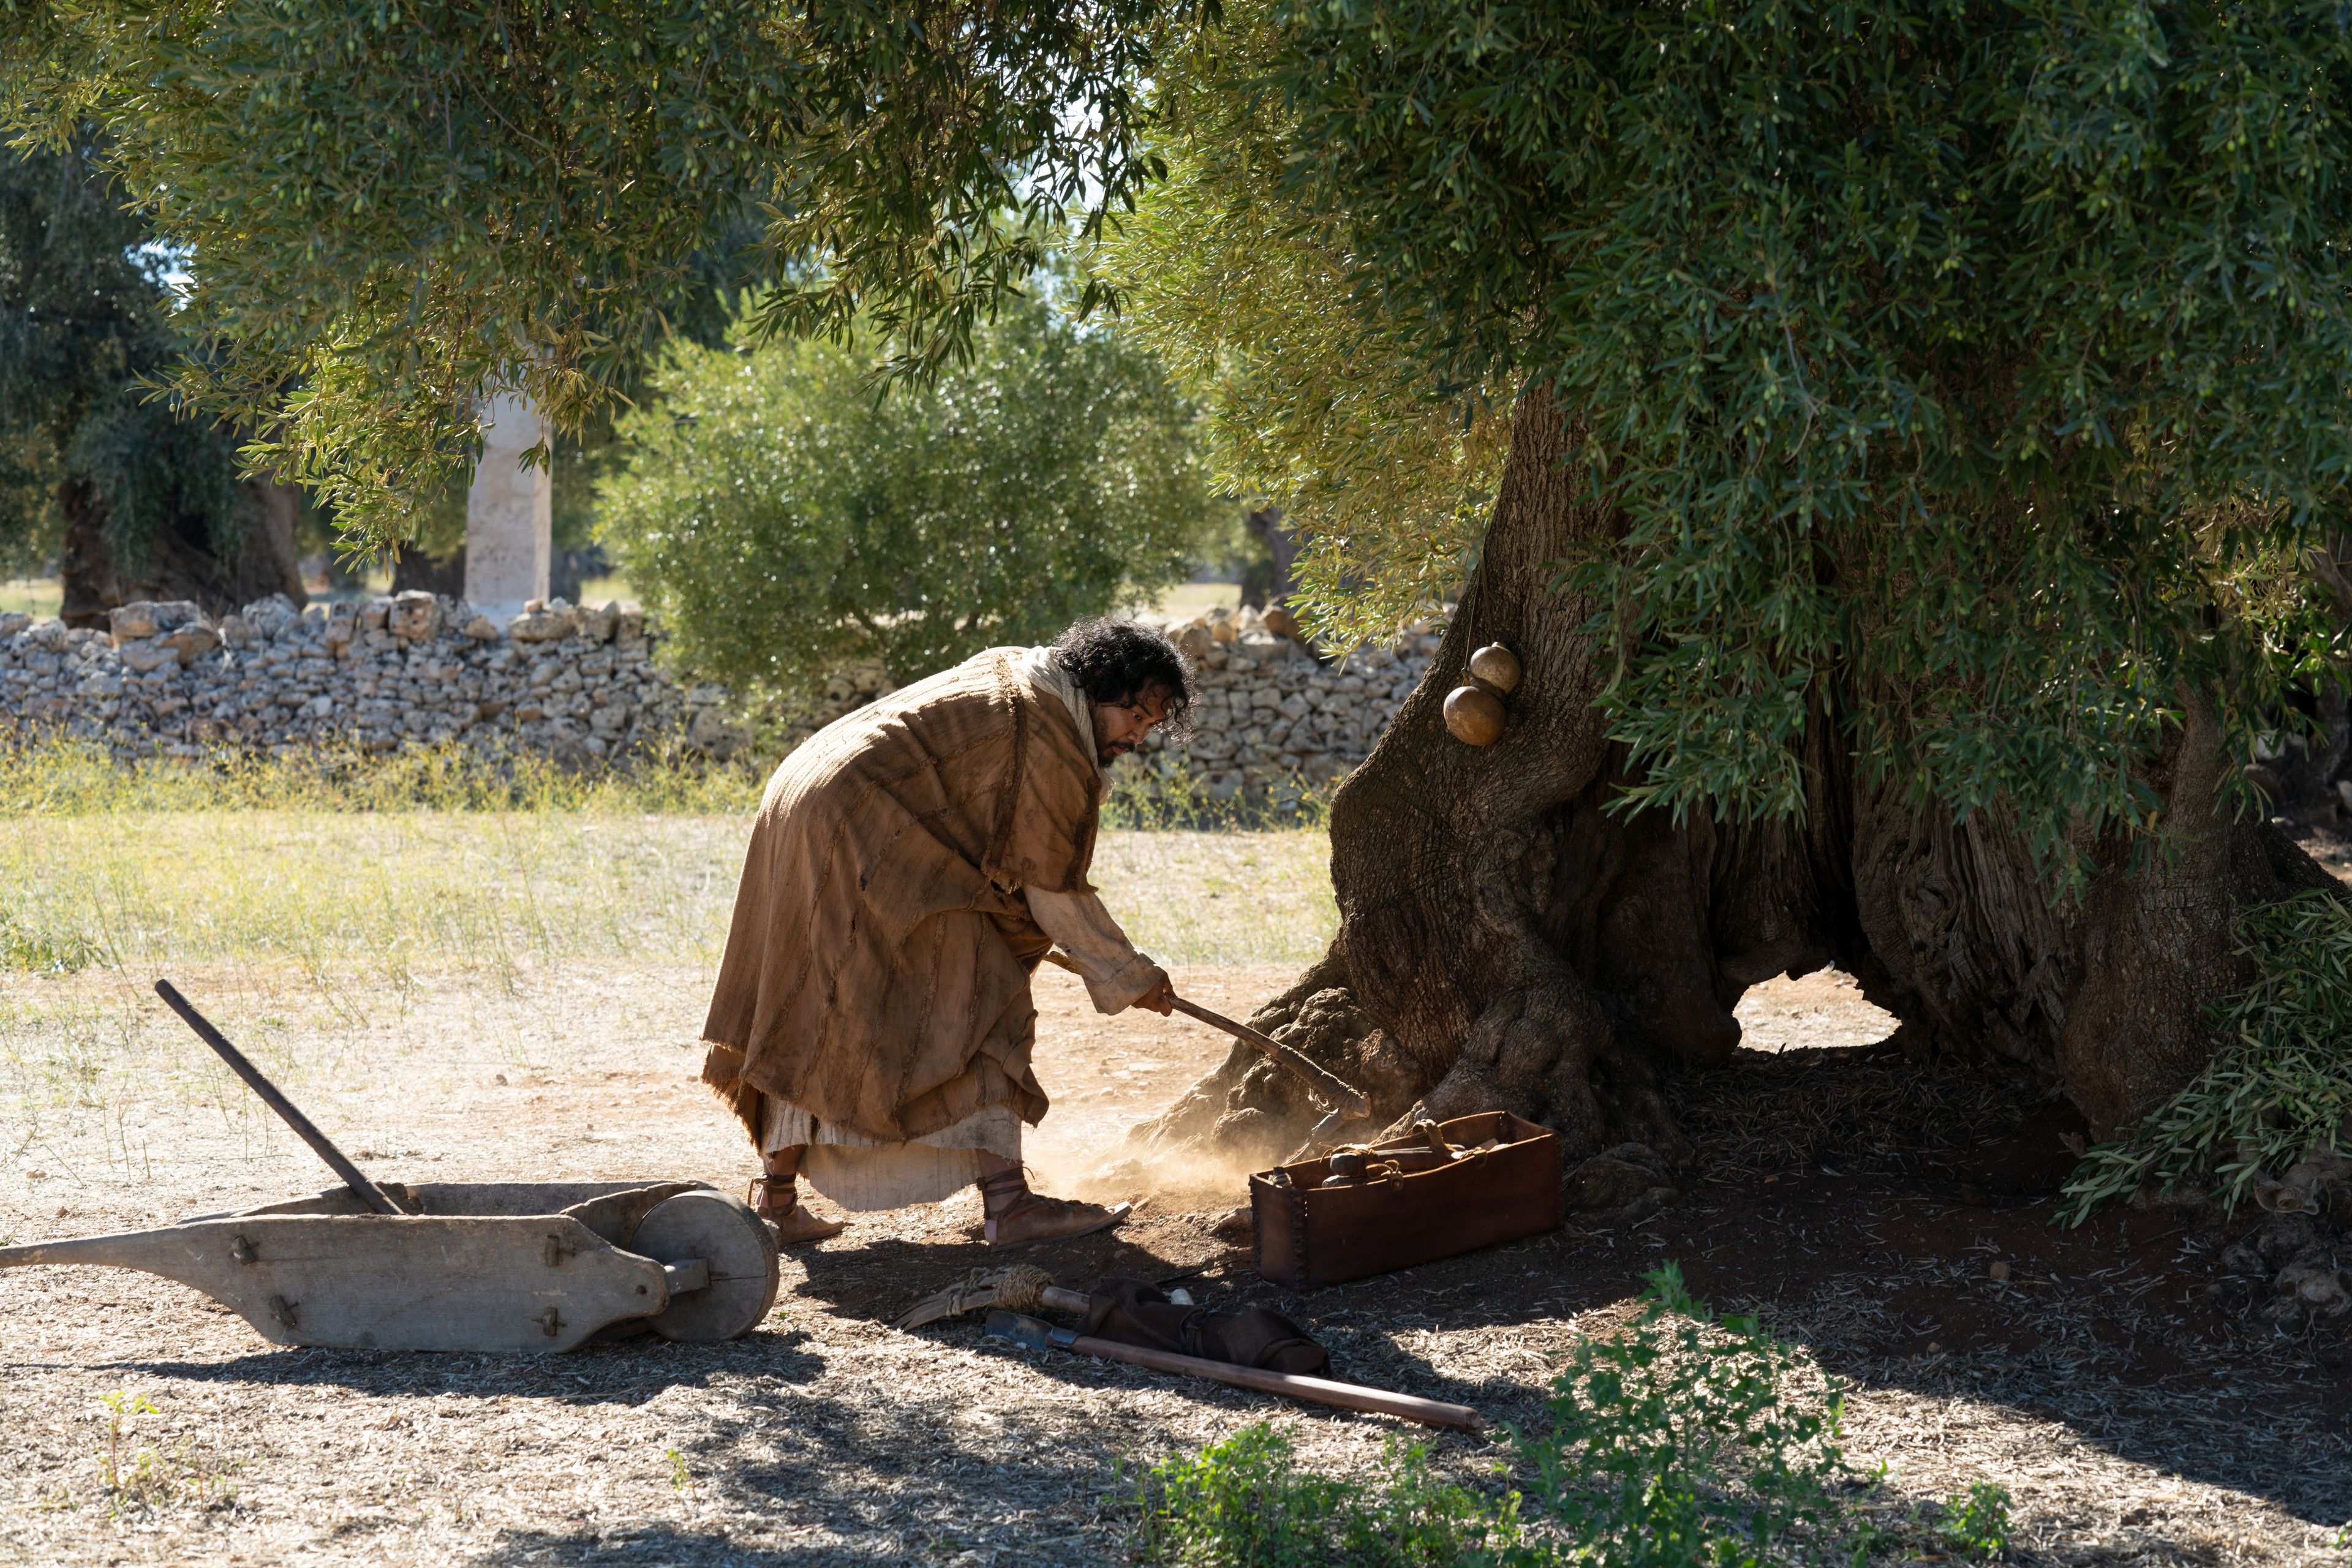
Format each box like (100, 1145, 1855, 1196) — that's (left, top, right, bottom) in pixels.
(0, 812, 1330, 986)
(0, 577, 61, 619)
(0, 741, 1335, 987)
(575, 573, 636, 606)
(0, 740, 1333, 1197)
(91, 1392, 239, 1518)
(1148, 580, 1243, 617)
(0, 737, 769, 816)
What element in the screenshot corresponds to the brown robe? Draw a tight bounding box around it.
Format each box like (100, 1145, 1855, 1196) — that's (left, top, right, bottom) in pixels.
(699, 648, 1102, 1145)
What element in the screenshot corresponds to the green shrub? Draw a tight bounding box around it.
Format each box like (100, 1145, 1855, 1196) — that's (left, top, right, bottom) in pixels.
(1133, 1424, 1517, 1567)
(1133, 1266, 1892, 1568)
(1493, 1262, 1866, 1568)
(2061, 891, 2352, 1221)
(595, 296, 1224, 706)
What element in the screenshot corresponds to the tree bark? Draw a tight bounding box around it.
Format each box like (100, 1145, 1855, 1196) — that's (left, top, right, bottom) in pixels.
(391, 544, 467, 598)
(1239, 506, 1300, 610)
(1148, 388, 2340, 1171)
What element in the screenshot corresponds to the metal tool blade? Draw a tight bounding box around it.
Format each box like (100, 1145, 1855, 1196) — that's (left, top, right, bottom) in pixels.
(984, 1308, 1054, 1351)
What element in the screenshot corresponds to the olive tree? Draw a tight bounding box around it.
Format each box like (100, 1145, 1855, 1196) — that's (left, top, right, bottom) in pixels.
(1119, 0, 2352, 1167)
(0, 135, 303, 620)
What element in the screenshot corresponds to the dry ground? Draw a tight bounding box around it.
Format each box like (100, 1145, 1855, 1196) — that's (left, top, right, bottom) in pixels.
(1, 818, 2349, 1564)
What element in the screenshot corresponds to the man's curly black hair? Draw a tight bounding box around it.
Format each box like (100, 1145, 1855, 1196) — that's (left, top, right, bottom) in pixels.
(1050, 617, 1194, 736)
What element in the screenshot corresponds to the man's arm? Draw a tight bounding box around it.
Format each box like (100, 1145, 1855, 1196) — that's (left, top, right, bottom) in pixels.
(1026, 888, 1172, 1014)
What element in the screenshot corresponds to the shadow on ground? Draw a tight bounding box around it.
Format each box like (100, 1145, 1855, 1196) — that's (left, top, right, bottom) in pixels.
(105, 1327, 829, 1403)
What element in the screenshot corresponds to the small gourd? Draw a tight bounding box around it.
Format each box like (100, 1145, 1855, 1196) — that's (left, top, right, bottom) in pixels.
(1443, 684, 1506, 746)
(1469, 643, 1523, 693)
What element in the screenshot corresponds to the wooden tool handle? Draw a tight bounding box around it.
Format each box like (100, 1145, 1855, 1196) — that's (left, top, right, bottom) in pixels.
(1041, 951, 1371, 1120)
(155, 979, 404, 1216)
(1066, 1332, 1482, 1431)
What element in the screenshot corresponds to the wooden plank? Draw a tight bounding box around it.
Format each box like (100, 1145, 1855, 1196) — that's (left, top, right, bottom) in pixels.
(200, 1180, 709, 1224)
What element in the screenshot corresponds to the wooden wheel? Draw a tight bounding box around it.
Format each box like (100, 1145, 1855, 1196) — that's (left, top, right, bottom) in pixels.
(631, 1191, 781, 1343)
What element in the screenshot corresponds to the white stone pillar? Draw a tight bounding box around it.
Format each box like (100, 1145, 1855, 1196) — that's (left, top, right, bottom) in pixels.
(461, 391, 551, 622)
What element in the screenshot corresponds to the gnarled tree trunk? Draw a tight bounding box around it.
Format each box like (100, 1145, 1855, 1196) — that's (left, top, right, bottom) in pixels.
(1149, 388, 2339, 1172)
(59, 477, 307, 628)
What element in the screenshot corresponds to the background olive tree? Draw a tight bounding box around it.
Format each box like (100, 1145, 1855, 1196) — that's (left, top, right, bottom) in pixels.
(0, 134, 304, 622)
(595, 297, 1220, 705)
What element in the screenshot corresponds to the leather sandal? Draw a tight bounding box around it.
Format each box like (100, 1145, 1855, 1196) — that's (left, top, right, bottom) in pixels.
(979, 1170, 1129, 1246)
(748, 1175, 846, 1245)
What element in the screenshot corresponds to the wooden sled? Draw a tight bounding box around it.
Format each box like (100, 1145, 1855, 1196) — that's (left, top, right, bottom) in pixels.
(0, 1179, 781, 1353)
(0, 982, 782, 1355)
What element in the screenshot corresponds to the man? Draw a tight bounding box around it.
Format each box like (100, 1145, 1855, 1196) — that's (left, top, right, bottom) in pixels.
(699, 619, 1189, 1245)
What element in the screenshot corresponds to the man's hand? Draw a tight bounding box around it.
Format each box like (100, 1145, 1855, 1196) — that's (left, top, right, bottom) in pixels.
(1129, 969, 1175, 1016)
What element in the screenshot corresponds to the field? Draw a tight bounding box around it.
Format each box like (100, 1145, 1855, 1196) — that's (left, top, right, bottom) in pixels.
(1, 788, 2348, 1564)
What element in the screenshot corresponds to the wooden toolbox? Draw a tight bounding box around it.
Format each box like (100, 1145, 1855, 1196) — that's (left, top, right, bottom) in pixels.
(1250, 1110, 1562, 1290)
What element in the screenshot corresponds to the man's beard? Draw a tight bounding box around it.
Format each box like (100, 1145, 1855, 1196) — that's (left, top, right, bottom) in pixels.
(1098, 741, 1134, 764)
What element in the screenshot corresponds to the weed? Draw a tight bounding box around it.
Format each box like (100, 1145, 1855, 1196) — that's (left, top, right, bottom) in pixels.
(1133, 1425, 1517, 1566)
(1933, 1482, 2011, 1559)
(0, 910, 101, 974)
(96, 1390, 156, 1496)
(93, 1390, 238, 1516)
(1496, 1262, 1869, 1568)
(2063, 891, 2352, 1219)
(668, 1447, 693, 1494)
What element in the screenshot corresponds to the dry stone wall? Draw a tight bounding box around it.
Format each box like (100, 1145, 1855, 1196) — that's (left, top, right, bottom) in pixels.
(0, 591, 743, 763)
(1117, 605, 1443, 800)
(0, 592, 1437, 787)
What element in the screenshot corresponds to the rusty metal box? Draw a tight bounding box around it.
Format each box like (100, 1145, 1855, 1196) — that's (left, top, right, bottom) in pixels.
(1250, 1110, 1562, 1291)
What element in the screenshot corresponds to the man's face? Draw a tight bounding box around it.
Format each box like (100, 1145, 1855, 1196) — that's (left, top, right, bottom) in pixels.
(1091, 686, 1175, 764)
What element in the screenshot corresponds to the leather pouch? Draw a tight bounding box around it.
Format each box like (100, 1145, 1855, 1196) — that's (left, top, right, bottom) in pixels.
(1077, 1279, 1329, 1374)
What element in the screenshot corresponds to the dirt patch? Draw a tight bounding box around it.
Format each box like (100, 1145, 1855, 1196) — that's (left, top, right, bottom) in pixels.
(1731, 965, 1898, 1054)
(2, 964, 2348, 1564)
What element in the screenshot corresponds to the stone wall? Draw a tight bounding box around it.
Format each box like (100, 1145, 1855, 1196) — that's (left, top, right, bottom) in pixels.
(1117, 605, 1443, 801)
(0, 592, 1436, 786)
(0, 591, 742, 763)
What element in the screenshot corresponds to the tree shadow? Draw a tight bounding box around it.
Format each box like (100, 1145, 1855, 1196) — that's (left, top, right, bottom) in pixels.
(454, 1333, 1216, 1567)
(788, 1221, 1211, 1327)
